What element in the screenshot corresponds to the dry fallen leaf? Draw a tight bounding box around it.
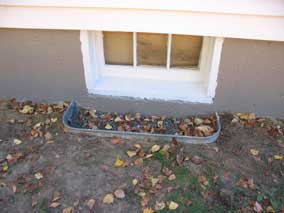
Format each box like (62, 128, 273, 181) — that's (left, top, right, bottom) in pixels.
(250, 149, 259, 156)
(162, 167, 173, 176)
(151, 177, 159, 187)
(20, 105, 34, 114)
(103, 193, 114, 204)
(191, 155, 204, 165)
(254, 201, 263, 213)
(143, 208, 154, 213)
(168, 201, 179, 210)
(34, 172, 43, 180)
(52, 191, 61, 202)
(105, 124, 113, 130)
(49, 202, 61, 208)
(195, 125, 214, 136)
(168, 174, 176, 181)
(134, 158, 143, 166)
(114, 189, 125, 199)
(86, 199, 96, 210)
(134, 144, 142, 149)
(12, 184, 17, 193)
(132, 178, 138, 186)
(151, 144, 160, 153)
(62, 207, 73, 213)
(32, 196, 37, 208)
(13, 138, 22, 145)
(198, 175, 209, 186)
(274, 155, 283, 160)
(114, 158, 125, 167)
(155, 201, 166, 210)
(126, 150, 137, 158)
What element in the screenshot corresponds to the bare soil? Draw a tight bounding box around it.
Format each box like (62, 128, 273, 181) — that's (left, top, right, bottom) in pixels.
(0, 100, 283, 213)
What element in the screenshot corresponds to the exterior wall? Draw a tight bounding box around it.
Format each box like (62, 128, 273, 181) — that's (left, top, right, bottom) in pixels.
(0, 29, 283, 118)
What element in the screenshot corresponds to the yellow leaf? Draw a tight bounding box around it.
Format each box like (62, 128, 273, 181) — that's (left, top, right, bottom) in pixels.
(151, 177, 159, 187)
(168, 201, 179, 210)
(151, 144, 160, 153)
(34, 172, 43, 180)
(2, 164, 8, 172)
(13, 138, 22, 145)
(103, 193, 114, 204)
(19, 105, 34, 114)
(105, 124, 112, 130)
(114, 158, 125, 167)
(132, 178, 138, 186)
(126, 150, 137, 158)
(143, 208, 154, 213)
(274, 155, 283, 160)
(250, 149, 259, 156)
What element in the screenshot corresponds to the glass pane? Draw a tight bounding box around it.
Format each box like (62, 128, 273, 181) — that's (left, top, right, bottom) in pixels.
(137, 33, 167, 66)
(103, 31, 133, 65)
(171, 35, 203, 68)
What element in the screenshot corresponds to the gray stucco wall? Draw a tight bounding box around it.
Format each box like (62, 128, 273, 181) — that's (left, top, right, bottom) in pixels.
(0, 29, 283, 118)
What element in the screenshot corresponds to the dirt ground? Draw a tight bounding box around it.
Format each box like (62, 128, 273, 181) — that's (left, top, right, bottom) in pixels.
(0, 100, 283, 213)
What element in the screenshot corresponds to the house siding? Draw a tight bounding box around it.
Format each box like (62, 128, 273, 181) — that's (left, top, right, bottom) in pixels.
(0, 29, 283, 118)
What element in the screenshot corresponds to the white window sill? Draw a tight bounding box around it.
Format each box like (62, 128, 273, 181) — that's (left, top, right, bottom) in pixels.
(89, 76, 213, 103)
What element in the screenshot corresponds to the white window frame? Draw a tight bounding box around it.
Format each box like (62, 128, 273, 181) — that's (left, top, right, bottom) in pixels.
(81, 30, 224, 103)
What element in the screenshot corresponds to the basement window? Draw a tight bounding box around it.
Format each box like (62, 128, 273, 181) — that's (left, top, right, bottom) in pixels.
(80, 31, 224, 103)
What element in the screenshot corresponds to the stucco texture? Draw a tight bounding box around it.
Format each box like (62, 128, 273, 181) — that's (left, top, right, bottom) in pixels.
(0, 29, 283, 117)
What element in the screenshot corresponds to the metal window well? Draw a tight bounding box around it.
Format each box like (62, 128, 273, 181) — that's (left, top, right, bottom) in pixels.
(63, 101, 221, 144)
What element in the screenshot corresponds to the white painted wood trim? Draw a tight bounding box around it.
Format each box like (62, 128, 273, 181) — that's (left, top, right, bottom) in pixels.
(1, 0, 284, 17)
(206, 37, 224, 98)
(1, 5, 284, 41)
(80, 31, 223, 103)
(133, 32, 137, 68)
(166, 34, 172, 70)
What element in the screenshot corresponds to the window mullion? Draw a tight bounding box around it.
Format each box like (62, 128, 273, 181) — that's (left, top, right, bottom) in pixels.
(133, 32, 137, 68)
(166, 34, 172, 70)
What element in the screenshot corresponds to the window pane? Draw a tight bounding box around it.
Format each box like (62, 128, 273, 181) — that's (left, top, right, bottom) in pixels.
(103, 32, 133, 65)
(137, 33, 167, 66)
(171, 35, 202, 68)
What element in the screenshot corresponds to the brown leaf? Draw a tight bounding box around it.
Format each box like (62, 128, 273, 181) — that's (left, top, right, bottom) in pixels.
(126, 150, 137, 158)
(62, 207, 73, 213)
(86, 199, 96, 210)
(32, 196, 37, 208)
(168, 174, 176, 181)
(12, 184, 17, 193)
(114, 189, 125, 199)
(134, 158, 143, 166)
(162, 167, 173, 176)
(191, 156, 204, 165)
(52, 191, 61, 202)
(49, 202, 61, 208)
(195, 125, 214, 136)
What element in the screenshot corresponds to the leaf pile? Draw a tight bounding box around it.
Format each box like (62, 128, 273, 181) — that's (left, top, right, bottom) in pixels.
(74, 108, 218, 137)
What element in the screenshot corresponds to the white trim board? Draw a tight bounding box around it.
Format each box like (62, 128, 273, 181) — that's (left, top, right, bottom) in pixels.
(0, 4, 284, 41)
(1, 0, 284, 17)
(80, 31, 224, 104)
